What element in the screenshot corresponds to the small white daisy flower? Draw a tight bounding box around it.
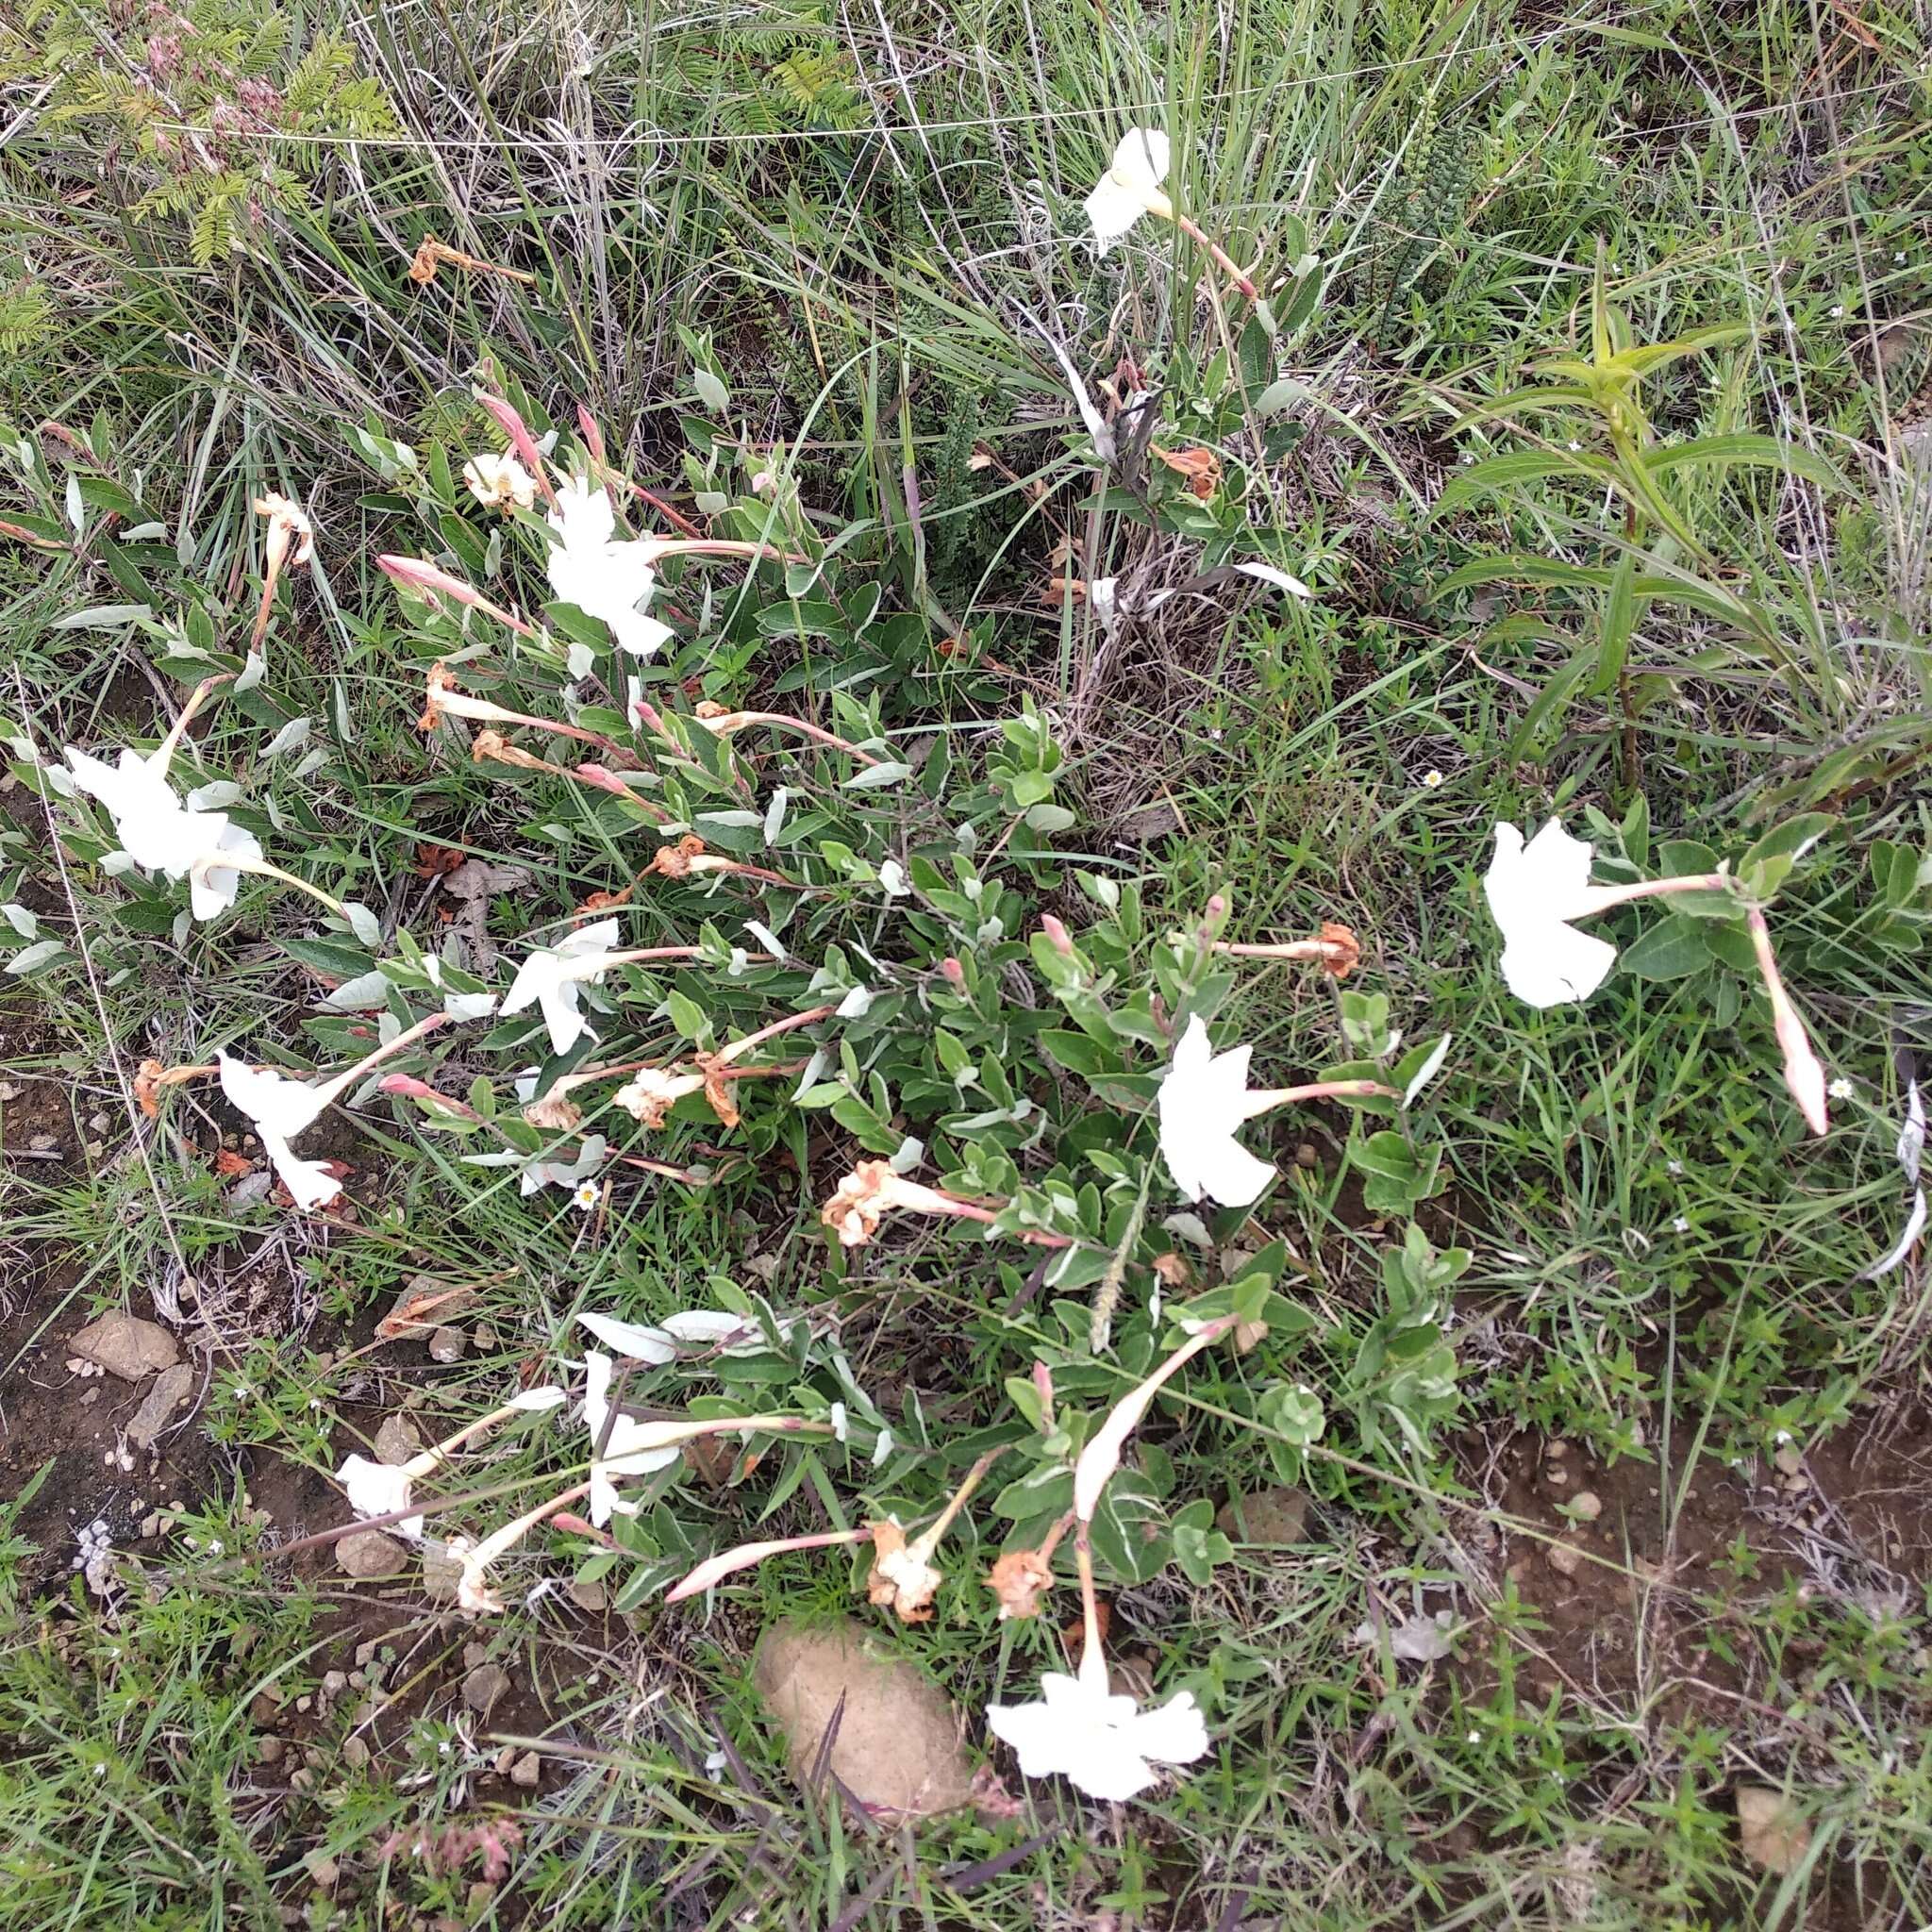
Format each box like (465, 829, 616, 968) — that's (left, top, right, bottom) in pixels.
(1829, 305, 1844, 319)
(1422, 770, 1444, 789)
(1826, 1077, 1854, 1101)
(573, 1180, 600, 1211)
(1672, 1216, 1690, 1233)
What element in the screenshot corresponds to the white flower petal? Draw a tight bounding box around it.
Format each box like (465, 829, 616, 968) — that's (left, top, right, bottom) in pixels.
(576, 1312, 678, 1363)
(1156, 1016, 1279, 1207)
(1484, 821, 1620, 1008)
(1861, 1188, 1927, 1281)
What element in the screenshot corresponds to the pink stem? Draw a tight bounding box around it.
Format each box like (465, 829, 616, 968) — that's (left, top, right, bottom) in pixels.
(1170, 211, 1258, 301)
(1248, 1079, 1401, 1110)
(1572, 873, 1729, 917)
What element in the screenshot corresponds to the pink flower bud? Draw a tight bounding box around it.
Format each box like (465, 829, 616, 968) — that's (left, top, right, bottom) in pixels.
(473, 389, 553, 502)
(1041, 914, 1074, 957)
(941, 957, 966, 989)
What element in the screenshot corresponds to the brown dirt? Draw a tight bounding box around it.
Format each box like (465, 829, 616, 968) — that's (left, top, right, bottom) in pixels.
(1461, 1412, 1932, 1731)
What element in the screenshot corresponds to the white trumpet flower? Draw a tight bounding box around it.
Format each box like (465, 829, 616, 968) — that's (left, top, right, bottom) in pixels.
(499, 918, 625, 1055)
(1084, 127, 1174, 254)
(545, 479, 674, 660)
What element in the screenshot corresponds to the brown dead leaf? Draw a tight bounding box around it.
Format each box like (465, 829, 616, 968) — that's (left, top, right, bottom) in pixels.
(413, 843, 466, 878)
(212, 1148, 256, 1179)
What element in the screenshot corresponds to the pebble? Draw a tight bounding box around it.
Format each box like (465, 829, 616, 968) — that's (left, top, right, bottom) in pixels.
(304, 1852, 340, 1889)
(567, 1577, 608, 1613)
(427, 1325, 468, 1363)
(295, 1696, 312, 1714)
(1570, 1490, 1603, 1522)
(341, 1737, 370, 1770)
(288, 1768, 315, 1793)
(509, 1752, 541, 1789)
(492, 1746, 515, 1775)
(1546, 1541, 1582, 1577)
(1547, 1440, 1570, 1458)
(251, 1690, 284, 1724)
(29, 1133, 58, 1153)
(461, 1664, 510, 1716)
(354, 1640, 380, 1668)
(1543, 1464, 1570, 1488)
(462, 1641, 490, 1672)
(336, 1529, 407, 1579)
(374, 1414, 423, 1465)
(258, 1735, 285, 1763)
(1774, 1445, 1804, 1476)
(421, 1545, 462, 1601)
(69, 1313, 180, 1382)
(89, 1111, 109, 1133)
(125, 1363, 194, 1447)
(322, 1671, 347, 1696)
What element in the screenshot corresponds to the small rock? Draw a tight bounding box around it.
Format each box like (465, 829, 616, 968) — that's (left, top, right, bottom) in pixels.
(492, 1746, 515, 1775)
(422, 1544, 463, 1602)
(1215, 1486, 1309, 1545)
(427, 1326, 468, 1364)
(1293, 1143, 1319, 1169)
(294, 1696, 312, 1715)
(1547, 1439, 1570, 1458)
(462, 1641, 490, 1672)
(567, 1577, 608, 1613)
(89, 1110, 109, 1134)
(373, 1414, 422, 1465)
(305, 1851, 340, 1889)
(1543, 1464, 1570, 1487)
(251, 1690, 284, 1724)
(1569, 1491, 1603, 1522)
(321, 1671, 348, 1696)
(354, 1640, 379, 1668)
(258, 1735, 285, 1763)
(509, 1751, 541, 1789)
(462, 1664, 510, 1716)
(1736, 1785, 1810, 1874)
(753, 1616, 974, 1817)
(29, 1133, 58, 1153)
(1546, 1541, 1582, 1577)
(472, 1324, 496, 1351)
(70, 1314, 180, 1382)
(341, 1737, 370, 1770)
(288, 1768, 315, 1793)
(125, 1363, 195, 1448)
(1774, 1445, 1804, 1476)
(336, 1529, 407, 1580)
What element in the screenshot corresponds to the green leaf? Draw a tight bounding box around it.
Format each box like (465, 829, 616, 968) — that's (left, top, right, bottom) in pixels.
(841, 761, 913, 791)
(1040, 1030, 1124, 1079)
(1619, 914, 1708, 980)
(1593, 549, 1637, 698)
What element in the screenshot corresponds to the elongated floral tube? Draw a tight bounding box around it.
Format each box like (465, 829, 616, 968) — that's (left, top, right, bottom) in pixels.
(663, 1526, 873, 1604)
(1072, 1314, 1238, 1521)
(1746, 907, 1830, 1135)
